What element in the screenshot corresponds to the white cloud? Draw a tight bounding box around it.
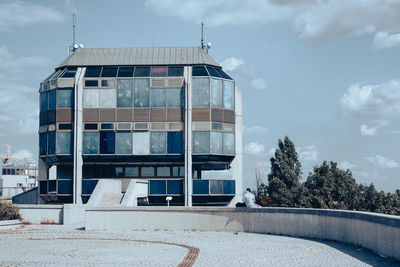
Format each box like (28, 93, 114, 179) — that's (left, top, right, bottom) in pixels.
(360, 124, 379, 136)
(338, 80, 400, 119)
(145, 0, 400, 48)
(251, 78, 267, 90)
(372, 31, 400, 50)
(0, 1, 64, 31)
(337, 161, 356, 170)
(365, 155, 399, 169)
(220, 57, 244, 72)
(243, 125, 269, 135)
(297, 145, 319, 162)
(244, 142, 265, 156)
(13, 149, 33, 159)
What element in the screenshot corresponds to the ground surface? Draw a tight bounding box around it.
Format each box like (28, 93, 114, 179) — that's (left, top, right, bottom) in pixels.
(0, 225, 397, 266)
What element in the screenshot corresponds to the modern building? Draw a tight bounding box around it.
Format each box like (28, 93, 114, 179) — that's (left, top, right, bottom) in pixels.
(38, 47, 242, 206)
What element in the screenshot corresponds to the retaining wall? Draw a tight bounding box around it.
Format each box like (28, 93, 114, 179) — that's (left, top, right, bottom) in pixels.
(85, 207, 400, 261)
(18, 204, 63, 224)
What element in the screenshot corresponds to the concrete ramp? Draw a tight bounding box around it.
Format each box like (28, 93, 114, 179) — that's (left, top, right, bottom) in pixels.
(87, 179, 122, 206)
(99, 193, 124, 206)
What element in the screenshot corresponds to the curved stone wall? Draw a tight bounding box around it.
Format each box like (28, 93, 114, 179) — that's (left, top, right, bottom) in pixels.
(85, 207, 400, 261)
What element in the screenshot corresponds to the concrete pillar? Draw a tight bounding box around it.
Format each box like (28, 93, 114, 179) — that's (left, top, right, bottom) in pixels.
(229, 86, 243, 206)
(72, 67, 85, 205)
(184, 66, 193, 207)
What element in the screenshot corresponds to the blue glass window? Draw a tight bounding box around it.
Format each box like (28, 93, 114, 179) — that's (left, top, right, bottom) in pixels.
(223, 180, 235, 194)
(101, 67, 118, 77)
(216, 69, 232, 80)
(57, 88, 74, 108)
(40, 91, 48, 111)
(82, 180, 98, 195)
(192, 66, 209, 76)
(149, 180, 166, 194)
(57, 180, 72, 195)
(117, 79, 133, 107)
(60, 67, 77, 78)
(100, 131, 115, 154)
(57, 165, 73, 179)
(48, 90, 56, 110)
(58, 123, 72, 130)
(167, 131, 183, 154)
(48, 131, 56, 155)
(166, 88, 183, 107)
(125, 167, 139, 177)
(39, 133, 47, 155)
(150, 132, 166, 154)
(118, 67, 134, 77)
(85, 80, 99, 87)
(193, 180, 209, 194)
(83, 132, 99, 154)
(134, 67, 151, 77)
(134, 78, 150, 107)
(210, 180, 223, 194)
(48, 180, 56, 192)
(207, 67, 221, 78)
(168, 67, 183, 77)
(193, 131, 210, 154)
(150, 88, 166, 107)
(192, 78, 210, 107)
(85, 67, 102, 78)
(167, 180, 183, 194)
(39, 181, 47, 194)
(141, 167, 155, 177)
(56, 132, 73, 155)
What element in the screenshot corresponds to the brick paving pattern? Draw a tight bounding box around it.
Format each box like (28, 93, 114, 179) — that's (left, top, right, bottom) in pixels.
(0, 225, 397, 266)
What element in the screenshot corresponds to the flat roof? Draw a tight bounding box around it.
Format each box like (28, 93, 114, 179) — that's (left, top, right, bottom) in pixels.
(58, 47, 221, 68)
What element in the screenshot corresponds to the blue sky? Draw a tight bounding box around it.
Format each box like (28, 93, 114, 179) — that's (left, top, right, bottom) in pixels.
(1, 0, 400, 192)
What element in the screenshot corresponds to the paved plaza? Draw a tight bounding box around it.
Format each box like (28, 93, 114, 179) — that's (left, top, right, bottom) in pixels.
(0, 224, 397, 266)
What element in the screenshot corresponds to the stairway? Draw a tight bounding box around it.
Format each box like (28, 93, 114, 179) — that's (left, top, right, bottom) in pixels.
(99, 193, 124, 206)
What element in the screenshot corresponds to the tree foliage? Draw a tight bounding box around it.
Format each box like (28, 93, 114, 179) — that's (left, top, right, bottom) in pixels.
(258, 136, 400, 215)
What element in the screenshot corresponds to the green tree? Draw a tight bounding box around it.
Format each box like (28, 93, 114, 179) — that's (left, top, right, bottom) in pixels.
(267, 136, 308, 207)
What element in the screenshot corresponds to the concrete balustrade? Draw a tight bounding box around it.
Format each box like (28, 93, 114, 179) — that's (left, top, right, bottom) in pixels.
(85, 207, 400, 261)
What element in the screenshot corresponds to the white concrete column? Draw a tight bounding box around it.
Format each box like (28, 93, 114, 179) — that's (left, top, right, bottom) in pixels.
(229, 86, 243, 206)
(184, 66, 193, 207)
(73, 67, 85, 205)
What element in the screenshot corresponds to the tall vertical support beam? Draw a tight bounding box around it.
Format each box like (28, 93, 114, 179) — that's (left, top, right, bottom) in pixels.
(73, 67, 85, 204)
(229, 86, 243, 206)
(184, 66, 193, 207)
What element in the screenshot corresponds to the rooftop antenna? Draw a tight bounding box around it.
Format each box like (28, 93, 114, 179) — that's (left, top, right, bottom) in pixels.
(201, 22, 212, 54)
(68, 8, 83, 55)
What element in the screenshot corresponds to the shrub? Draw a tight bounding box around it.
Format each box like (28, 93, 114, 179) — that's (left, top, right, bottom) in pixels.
(0, 201, 21, 220)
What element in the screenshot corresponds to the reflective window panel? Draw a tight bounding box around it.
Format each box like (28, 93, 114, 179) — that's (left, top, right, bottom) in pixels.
(134, 78, 150, 107)
(192, 78, 210, 107)
(116, 132, 132, 154)
(150, 131, 166, 154)
(117, 79, 133, 107)
(83, 132, 99, 154)
(193, 131, 210, 154)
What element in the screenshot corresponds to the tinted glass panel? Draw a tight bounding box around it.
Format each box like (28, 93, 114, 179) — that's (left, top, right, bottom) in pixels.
(207, 67, 221, 78)
(84, 89, 99, 108)
(157, 167, 170, 177)
(57, 89, 73, 108)
(82, 180, 98, 195)
(134, 122, 148, 130)
(211, 78, 223, 108)
(57, 132, 73, 154)
(48, 180, 56, 192)
(142, 167, 155, 177)
(61, 68, 77, 78)
(57, 180, 72, 195)
(85, 80, 99, 87)
(117, 79, 133, 107)
(151, 88, 166, 107)
(223, 180, 235, 194)
(216, 69, 232, 80)
(101, 80, 114, 87)
(100, 131, 115, 154)
(118, 67, 134, 77)
(48, 90, 56, 110)
(100, 123, 114, 130)
(116, 132, 132, 154)
(167, 180, 183, 194)
(210, 180, 223, 194)
(134, 67, 150, 77)
(84, 123, 98, 130)
(192, 78, 210, 107)
(166, 88, 183, 107)
(223, 80, 235, 109)
(99, 88, 116, 108)
(150, 131, 166, 154)
(57, 165, 73, 179)
(192, 66, 209, 76)
(125, 167, 139, 177)
(134, 78, 150, 107)
(193, 131, 210, 154)
(212, 122, 222, 130)
(83, 132, 99, 154)
(101, 67, 118, 77)
(193, 180, 209, 194)
(40, 91, 48, 111)
(48, 131, 56, 154)
(151, 66, 167, 77)
(167, 131, 183, 154)
(223, 132, 235, 155)
(85, 67, 102, 78)
(58, 123, 72, 130)
(39, 133, 47, 155)
(211, 131, 223, 154)
(39, 181, 47, 194)
(149, 180, 166, 194)
(168, 67, 183, 77)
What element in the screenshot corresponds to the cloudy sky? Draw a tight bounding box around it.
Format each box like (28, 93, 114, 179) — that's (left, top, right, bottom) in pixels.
(1, 0, 400, 192)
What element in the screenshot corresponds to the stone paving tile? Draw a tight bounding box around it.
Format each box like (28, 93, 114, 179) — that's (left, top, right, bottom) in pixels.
(0, 225, 397, 266)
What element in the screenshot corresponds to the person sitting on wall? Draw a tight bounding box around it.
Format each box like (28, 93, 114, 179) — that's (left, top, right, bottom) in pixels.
(243, 188, 259, 208)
